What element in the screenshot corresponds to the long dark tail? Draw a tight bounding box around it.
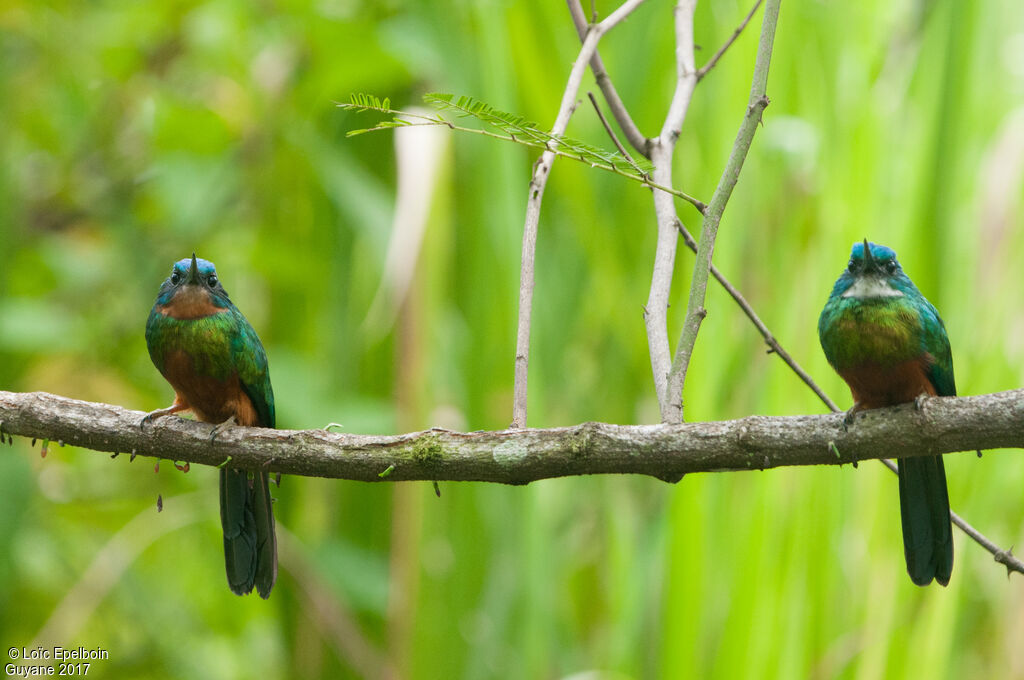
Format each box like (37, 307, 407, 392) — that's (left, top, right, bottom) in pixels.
(897, 455, 953, 586)
(220, 468, 278, 598)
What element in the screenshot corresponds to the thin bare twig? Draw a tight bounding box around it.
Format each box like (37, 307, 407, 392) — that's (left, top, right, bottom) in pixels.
(665, 0, 781, 423)
(696, 0, 765, 81)
(877, 460, 1024, 575)
(568, 0, 651, 156)
(673, 221, 835, 410)
(587, 91, 647, 178)
(645, 0, 700, 418)
(512, 0, 649, 428)
(942, 496, 1024, 576)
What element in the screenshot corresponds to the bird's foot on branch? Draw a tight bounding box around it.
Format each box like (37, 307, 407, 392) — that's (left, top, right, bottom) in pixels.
(838, 407, 862, 465)
(209, 415, 237, 443)
(140, 403, 187, 430)
(841, 405, 859, 432)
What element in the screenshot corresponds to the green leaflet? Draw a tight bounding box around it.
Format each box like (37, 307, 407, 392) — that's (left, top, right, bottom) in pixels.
(339, 91, 654, 176)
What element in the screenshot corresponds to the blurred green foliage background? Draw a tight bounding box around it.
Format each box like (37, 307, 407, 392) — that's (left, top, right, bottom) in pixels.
(2, 0, 1023, 677)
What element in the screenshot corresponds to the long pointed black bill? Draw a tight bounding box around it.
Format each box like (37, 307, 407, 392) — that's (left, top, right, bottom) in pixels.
(862, 238, 874, 269)
(186, 253, 200, 284)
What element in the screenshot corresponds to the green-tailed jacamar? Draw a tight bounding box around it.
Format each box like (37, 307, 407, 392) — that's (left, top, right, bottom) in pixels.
(143, 254, 278, 598)
(818, 240, 954, 586)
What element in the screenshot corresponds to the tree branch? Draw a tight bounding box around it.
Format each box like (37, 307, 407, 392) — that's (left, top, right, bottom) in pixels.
(568, 0, 651, 157)
(696, 0, 765, 82)
(3, 390, 1022, 485)
(512, 0, 649, 428)
(932, 496, 1024, 577)
(673, 219, 837, 410)
(664, 0, 781, 423)
(645, 0, 700, 419)
(588, 92, 647, 178)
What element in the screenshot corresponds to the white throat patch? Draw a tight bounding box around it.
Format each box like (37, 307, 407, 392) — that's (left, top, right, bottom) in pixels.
(841, 275, 904, 299)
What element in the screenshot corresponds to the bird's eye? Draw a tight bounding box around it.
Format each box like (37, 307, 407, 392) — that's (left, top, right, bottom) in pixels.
(884, 261, 897, 274)
(170, 272, 181, 285)
(207, 274, 218, 287)
(847, 259, 855, 271)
